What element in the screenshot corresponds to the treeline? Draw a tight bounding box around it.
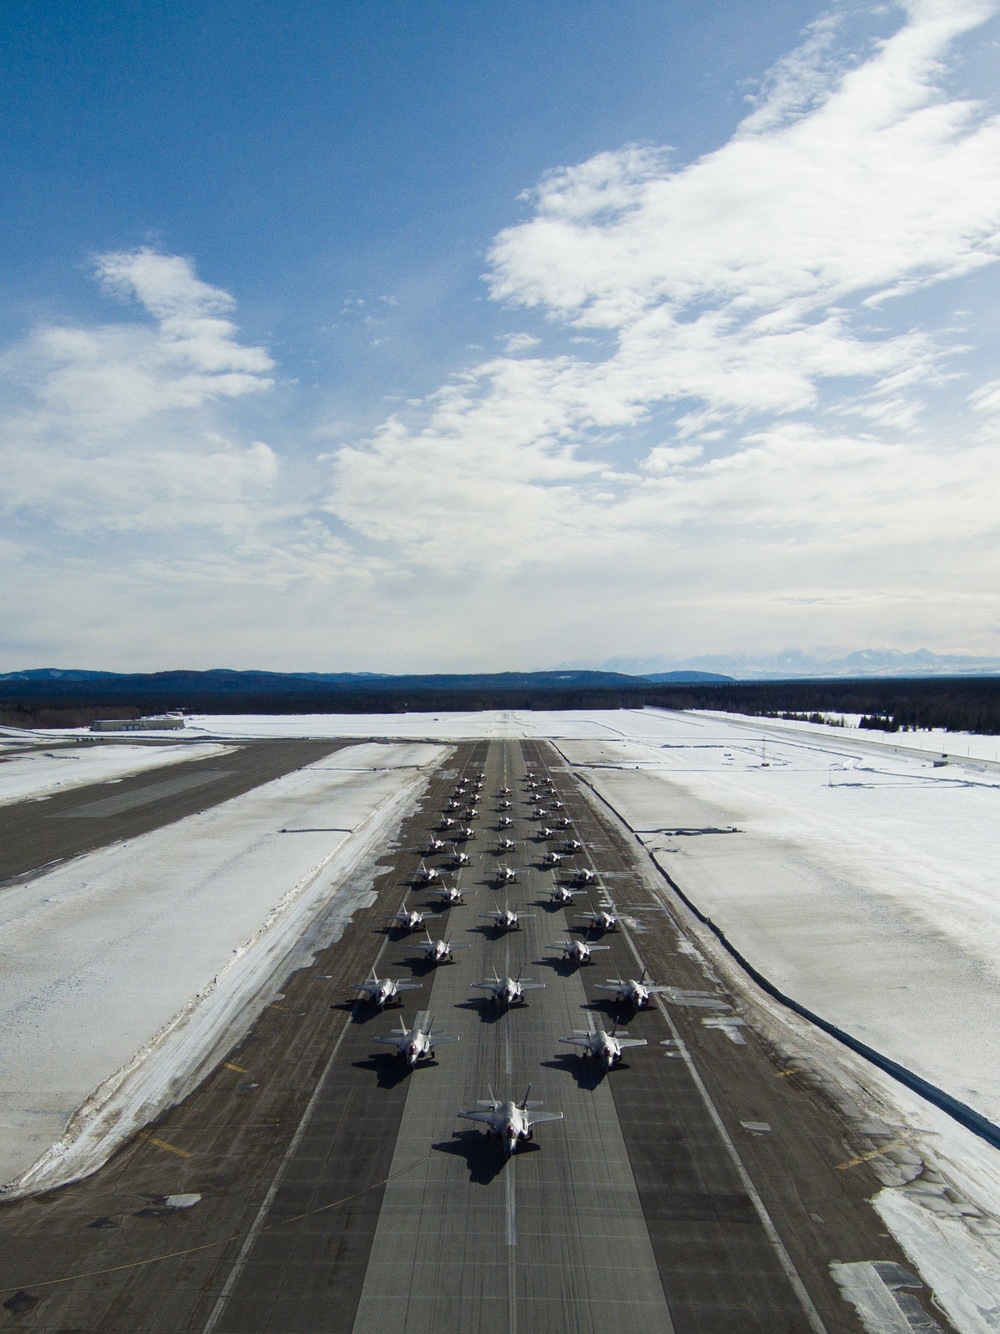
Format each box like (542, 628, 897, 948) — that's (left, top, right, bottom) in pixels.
(0, 684, 690, 728)
(3, 675, 1000, 734)
(665, 677, 1000, 735)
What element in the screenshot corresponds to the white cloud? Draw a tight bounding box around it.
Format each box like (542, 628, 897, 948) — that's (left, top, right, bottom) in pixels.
(0, 249, 277, 533)
(6, 7, 1000, 669)
(326, 0, 1000, 599)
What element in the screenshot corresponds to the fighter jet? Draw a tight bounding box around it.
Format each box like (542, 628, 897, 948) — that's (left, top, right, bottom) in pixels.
(537, 826, 557, 840)
(480, 904, 535, 933)
(438, 816, 457, 830)
(470, 969, 545, 1007)
(562, 839, 585, 852)
(499, 786, 512, 796)
(559, 1013, 647, 1068)
(495, 836, 517, 853)
(458, 1086, 563, 1154)
(425, 836, 447, 854)
(550, 800, 565, 810)
(464, 806, 480, 820)
(414, 861, 442, 885)
(433, 883, 466, 908)
(547, 938, 611, 965)
(373, 1010, 458, 1067)
(595, 969, 669, 1010)
(498, 815, 514, 828)
(575, 906, 636, 933)
(386, 906, 426, 932)
(351, 970, 422, 1009)
(412, 930, 472, 964)
(548, 883, 584, 904)
(492, 864, 521, 885)
(542, 849, 567, 866)
(454, 826, 476, 841)
(556, 817, 572, 829)
(450, 849, 471, 867)
(572, 867, 599, 886)
(498, 799, 513, 810)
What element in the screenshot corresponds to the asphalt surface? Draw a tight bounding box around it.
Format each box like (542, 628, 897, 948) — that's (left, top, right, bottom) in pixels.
(0, 738, 345, 884)
(0, 738, 954, 1333)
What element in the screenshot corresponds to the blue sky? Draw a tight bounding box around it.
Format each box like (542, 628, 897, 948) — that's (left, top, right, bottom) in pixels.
(2, 0, 999, 671)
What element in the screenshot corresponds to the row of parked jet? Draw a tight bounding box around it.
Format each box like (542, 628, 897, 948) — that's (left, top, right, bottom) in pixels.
(348, 763, 671, 1152)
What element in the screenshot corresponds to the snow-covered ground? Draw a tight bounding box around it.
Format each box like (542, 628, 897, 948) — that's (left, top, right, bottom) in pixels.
(0, 740, 233, 806)
(0, 741, 447, 1196)
(18, 707, 1000, 1326)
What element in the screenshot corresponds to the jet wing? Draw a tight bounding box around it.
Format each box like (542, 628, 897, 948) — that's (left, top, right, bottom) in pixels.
(518, 981, 545, 991)
(594, 982, 625, 991)
(428, 1032, 459, 1043)
(372, 1034, 406, 1047)
(527, 1110, 564, 1125)
(558, 1036, 591, 1047)
(445, 942, 472, 951)
(615, 1037, 648, 1050)
(394, 981, 423, 992)
(457, 1110, 496, 1124)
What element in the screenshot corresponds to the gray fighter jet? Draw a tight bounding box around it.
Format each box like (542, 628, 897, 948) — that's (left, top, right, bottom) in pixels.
(480, 904, 535, 933)
(351, 970, 422, 1009)
(386, 906, 425, 932)
(547, 938, 611, 965)
(413, 930, 472, 964)
(458, 1085, 563, 1154)
(595, 968, 669, 1009)
(470, 969, 545, 1007)
(559, 1013, 647, 1068)
(374, 1010, 458, 1067)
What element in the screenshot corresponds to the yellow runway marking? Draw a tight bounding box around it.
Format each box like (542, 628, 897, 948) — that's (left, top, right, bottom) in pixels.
(140, 1134, 192, 1159)
(224, 1063, 248, 1074)
(836, 1139, 906, 1170)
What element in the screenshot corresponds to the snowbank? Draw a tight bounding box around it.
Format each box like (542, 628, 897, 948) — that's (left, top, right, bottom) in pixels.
(0, 741, 448, 1197)
(0, 741, 233, 807)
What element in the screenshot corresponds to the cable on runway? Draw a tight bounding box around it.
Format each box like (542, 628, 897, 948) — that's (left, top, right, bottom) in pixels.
(0, 1151, 434, 1299)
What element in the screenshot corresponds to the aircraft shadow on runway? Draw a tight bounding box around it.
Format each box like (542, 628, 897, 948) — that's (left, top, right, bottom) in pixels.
(452, 998, 529, 1026)
(540, 1054, 620, 1090)
(532, 955, 586, 979)
(433, 1129, 540, 1184)
(586, 997, 636, 1024)
(352, 1055, 437, 1089)
(399, 955, 454, 977)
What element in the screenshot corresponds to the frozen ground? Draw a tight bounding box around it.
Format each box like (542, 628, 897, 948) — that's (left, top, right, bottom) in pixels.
(86, 709, 999, 1128)
(23, 708, 1000, 1325)
(0, 741, 447, 1196)
(0, 740, 233, 807)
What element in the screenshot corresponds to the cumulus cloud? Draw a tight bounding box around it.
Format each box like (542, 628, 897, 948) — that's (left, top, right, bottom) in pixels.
(0, 248, 277, 532)
(327, 0, 1000, 601)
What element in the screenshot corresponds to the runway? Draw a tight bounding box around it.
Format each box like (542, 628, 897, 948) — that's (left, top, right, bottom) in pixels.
(0, 739, 345, 885)
(0, 738, 950, 1332)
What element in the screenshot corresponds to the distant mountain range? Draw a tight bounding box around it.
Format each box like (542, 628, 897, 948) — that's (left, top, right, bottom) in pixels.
(574, 649, 1000, 679)
(0, 667, 727, 694)
(2, 652, 998, 692)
